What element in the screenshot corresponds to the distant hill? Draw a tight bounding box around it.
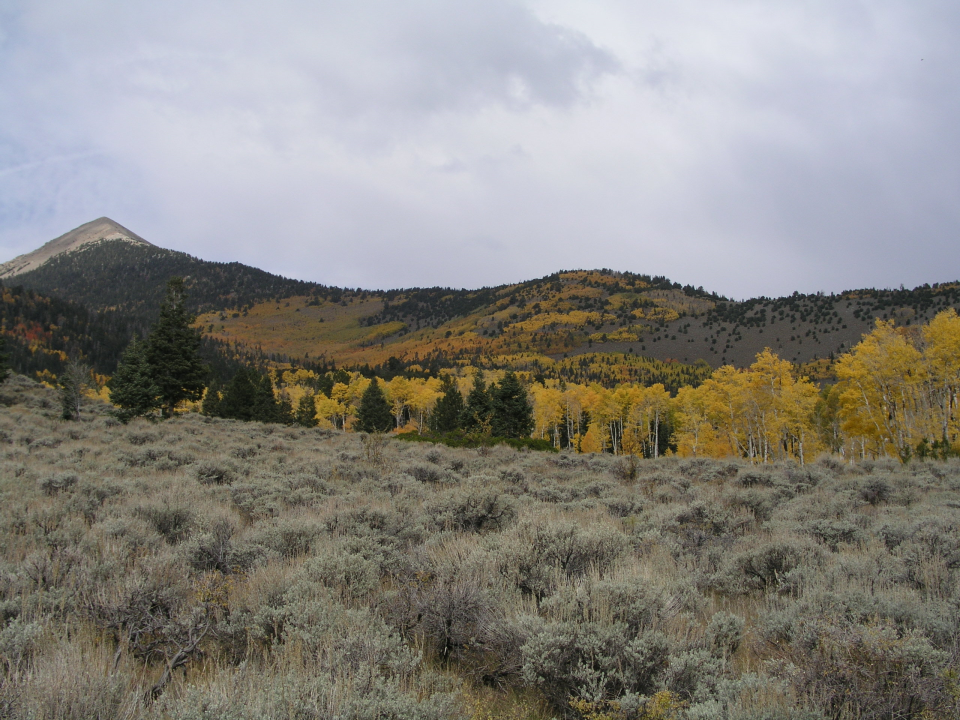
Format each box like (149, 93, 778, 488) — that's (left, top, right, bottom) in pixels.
(4, 218, 960, 386)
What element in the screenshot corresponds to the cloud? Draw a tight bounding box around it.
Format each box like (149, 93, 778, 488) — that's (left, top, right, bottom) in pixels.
(0, 1, 958, 298)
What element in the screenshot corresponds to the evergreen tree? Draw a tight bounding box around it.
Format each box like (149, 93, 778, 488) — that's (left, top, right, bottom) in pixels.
(217, 367, 291, 424)
(202, 379, 223, 417)
(252, 373, 292, 424)
(146, 277, 208, 417)
(276, 397, 294, 425)
(462, 371, 492, 433)
(294, 393, 319, 427)
(0, 334, 9, 385)
(107, 337, 162, 422)
(355, 378, 393, 433)
(491, 371, 533, 439)
(428, 375, 465, 434)
(217, 367, 259, 421)
(59, 358, 91, 421)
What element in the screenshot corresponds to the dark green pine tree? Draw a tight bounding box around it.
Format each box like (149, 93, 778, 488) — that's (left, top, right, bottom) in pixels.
(462, 371, 492, 433)
(294, 393, 319, 427)
(202, 379, 223, 417)
(146, 278, 208, 417)
(252, 373, 292, 424)
(216, 367, 292, 425)
(355, 378, 394, 433)
(491, 371, 533, 439)
(0, 334, 9, 385)
(107, 337, 162, 422)
(217, 367, 260, 421)
(428, 375, 465, 434)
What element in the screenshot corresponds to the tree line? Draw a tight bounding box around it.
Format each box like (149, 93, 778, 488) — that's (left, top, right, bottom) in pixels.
(103, 278, 960, 463)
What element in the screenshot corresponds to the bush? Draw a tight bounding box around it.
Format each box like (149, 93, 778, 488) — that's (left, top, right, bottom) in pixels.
(721, 539, 823, 593)
(296, 543, 381, 597)
(705, 611, 745, 658)
(775, 618, 952, 719)
(38, 472, 78, 496)
(137, 503, 195, 544)
(496, 520, 627, 599)
(195, 460, 236, 485)
(0, 618, 44, 673)
(428, 487, 516, 532)
(396, 431, 558, 453)
(186, 517, 261, 574)
(802, 519, 864, 551)
(522, 620, 671, 709)
(857, 475, 892, 504)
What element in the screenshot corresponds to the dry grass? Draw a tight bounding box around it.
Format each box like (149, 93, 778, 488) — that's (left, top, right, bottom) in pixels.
(0, 374, 958, 719)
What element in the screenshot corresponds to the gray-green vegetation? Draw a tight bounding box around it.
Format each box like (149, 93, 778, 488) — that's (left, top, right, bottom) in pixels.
(0, 374, 958, 719)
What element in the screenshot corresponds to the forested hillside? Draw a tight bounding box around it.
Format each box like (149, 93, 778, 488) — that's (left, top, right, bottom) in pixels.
(200, 269, 960, 383)
(5, 221, 960, 398)
(0, 282, 132, 379)
(0, 281, 250, 384)
(8, 240, 329, 329)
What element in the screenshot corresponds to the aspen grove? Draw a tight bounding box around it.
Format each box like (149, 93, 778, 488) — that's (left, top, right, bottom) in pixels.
(252, 309, 960, 463)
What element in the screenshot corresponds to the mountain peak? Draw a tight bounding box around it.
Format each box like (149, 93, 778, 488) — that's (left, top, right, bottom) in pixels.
(0, 217, 154, 280)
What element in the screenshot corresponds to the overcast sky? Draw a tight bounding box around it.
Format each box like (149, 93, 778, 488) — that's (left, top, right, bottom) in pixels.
(1, 1, 958, 299)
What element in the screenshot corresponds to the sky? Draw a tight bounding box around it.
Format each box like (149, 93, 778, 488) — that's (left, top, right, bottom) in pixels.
(1, 1, 958, 299)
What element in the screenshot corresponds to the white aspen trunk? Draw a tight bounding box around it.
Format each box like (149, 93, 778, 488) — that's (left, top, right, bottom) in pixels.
(653, 408, 660, 459)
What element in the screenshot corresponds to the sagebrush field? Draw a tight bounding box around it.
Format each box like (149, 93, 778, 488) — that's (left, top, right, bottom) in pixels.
(0, 375, 958, 719)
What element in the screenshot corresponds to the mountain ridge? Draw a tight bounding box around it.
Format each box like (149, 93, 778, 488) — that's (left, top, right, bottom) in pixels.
(0, 217, 152, 280)
(4, 219, 960, 384)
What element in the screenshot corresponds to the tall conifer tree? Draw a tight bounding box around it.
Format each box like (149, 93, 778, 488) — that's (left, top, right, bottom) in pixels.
(108, 337, 162, 421)
(295, 393, 319, 427)
(356, 378, 393, 433)
(462, 371, 492, 433)
(491, 371, 533, 439)
(429, 375, 465, 433)
(146, 278, 208, 417)
(217, 367, 260, 421)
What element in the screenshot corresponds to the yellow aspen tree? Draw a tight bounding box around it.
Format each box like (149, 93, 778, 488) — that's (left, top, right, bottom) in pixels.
(530, 384, 564, 445)
(674, 385, 727, 457)
(921, 308, 960, 446)
(835, 320, 924, 459)
(386, 376, 415, 431)
(606, 385, 636, 455)
(699, 365, 749, 458)
(561, 383, 590, 451)
(582, 384, 614, 454)
(777, 365, 822, 464)
(579, 422, 606, 454)
(743, 350, 797, 463)
(408, 378, 442, 435)
(642, 383, 672, 458)
(314, 392, 348, 430)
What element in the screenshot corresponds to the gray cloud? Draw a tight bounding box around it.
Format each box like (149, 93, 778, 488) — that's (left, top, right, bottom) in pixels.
(1, 0, 958, 298)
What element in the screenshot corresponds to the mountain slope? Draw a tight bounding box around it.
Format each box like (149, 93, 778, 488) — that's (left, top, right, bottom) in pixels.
(200, 272, 960, 380)
(0, 217, 152, 279)
(5, 235, 329, 328)
(5, 219, 960, 385)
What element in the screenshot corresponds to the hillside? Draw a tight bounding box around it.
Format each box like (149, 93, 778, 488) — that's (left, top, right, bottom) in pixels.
(5, 219, 960, 385)
(198, 271, 960, 382)
(4, 221, 330, 329)
(0, 217, 152, 279)
(0, 282, 132, 379)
